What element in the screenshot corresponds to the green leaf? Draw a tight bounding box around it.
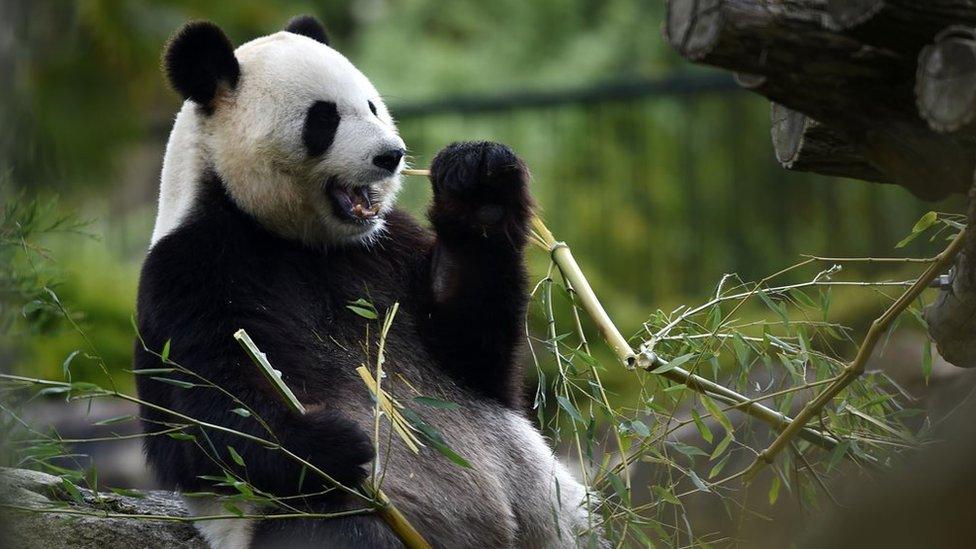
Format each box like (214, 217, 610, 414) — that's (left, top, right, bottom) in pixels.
(556, 396, 584, 423)
(691, 409, 713, 444)
(228, 446, 245, 467)
(223, 502, 245, 517)
(161, 339, 172, 362)
(688, 470, 710, 493)
(167, 432, 196, 441)
(400, 408, 472, 469)
(913, 211, 938, 233)
(652, 485, 680, 505)
(699, 394, 733, 435)
(230, 408, 251, 418)
(297, 464, 308, 492)
(62, 350, 81, 381)
(413, 396, 461, 410)
(37, 386, 72, 396)
(607, 472, 630, 505)
(710, 433, 733, 461)
(232, 480, 254, 497)
(707, 305, 722, 331)
(150, 376, 195, 389)
(789, 288, 816, 308)
(94, 415, 134, 426)
(108, 487, 145, 498)
(128, 368, 176, 375)
(896, 212, 937, 248)
(668, 441, 708, 458)
(708, 454, 730, 479)
(768, 474, 782, 505)
(732, 334, 751, 368)
(629, 419, 651, 438)
(430, 440, 472, 468)
(182, 491, 220, 498)
(61, 478, 85, 504)
(922, 338, 932, 385)
(758, 290, 790, 328)
(663, 383, 687, 394)
(346, 298, 378, 319)
(650, 353, 694, 374)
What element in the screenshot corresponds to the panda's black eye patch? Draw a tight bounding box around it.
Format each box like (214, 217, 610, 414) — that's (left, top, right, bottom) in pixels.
(303, 100, 340, 157)
(368, 100, 378, 117)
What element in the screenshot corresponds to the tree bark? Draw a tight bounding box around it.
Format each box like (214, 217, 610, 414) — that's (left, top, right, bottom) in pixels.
(770, 103, 889, 183)
(664, 0, 975, 199)
(826, 0, 976, 54)
(925, 184, 976, 369)
(916, 26, 976, 135)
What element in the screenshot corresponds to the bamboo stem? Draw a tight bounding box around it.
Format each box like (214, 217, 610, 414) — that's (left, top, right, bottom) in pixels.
(742, 228, 968, 482)
(237, 329, 431, 549)
(402, 168, 838, 452)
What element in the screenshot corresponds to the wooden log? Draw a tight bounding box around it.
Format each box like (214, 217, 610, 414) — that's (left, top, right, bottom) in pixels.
(664, 0, 975, 199)
(925, 185, 976, 368)
(916, 26, 976, 134)
(826, 0, 976, 54)
(770, 103, 889, 183)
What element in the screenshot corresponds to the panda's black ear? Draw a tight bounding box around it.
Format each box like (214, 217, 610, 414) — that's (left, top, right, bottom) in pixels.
(163, 21, 240, 108)
(285, 15, 330, 46)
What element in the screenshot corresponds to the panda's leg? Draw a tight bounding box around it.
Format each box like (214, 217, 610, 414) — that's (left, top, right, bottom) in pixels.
(248, 507, 402, 549)
(421, 141, 533, 408)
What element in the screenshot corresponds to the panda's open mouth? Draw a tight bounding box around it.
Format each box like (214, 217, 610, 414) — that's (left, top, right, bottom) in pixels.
(326, 179, 381, 223)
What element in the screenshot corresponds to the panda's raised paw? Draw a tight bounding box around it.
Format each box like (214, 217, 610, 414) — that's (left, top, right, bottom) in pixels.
(428, 141, 533, 241)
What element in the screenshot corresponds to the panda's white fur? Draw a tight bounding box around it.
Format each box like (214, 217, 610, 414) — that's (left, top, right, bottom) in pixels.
(148, 22, 602, 549)
(153, 31, 403, 248)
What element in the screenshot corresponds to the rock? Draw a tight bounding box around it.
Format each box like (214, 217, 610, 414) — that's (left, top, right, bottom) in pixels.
(0, 468, 205, 549)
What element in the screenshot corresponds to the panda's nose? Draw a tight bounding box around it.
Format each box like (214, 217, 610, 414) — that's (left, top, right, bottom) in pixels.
(372, 148, 405, 173)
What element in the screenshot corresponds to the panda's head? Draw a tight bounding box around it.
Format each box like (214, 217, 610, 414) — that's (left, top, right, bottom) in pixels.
(156, 16, 404, 247)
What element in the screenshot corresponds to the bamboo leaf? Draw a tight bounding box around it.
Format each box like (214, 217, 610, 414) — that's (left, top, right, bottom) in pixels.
(768, 474, 782, 505)
(230, 408, 251, 418)
(150, 376, 194, 389)
(699, 394, 734, 435)
(691, 409, 713, 444)
(346, 298, 378, 319)
(228, 446, 245, 467)
(688, 470, 710, 493)
(413, 396, 461, 410)
(94, 415, 134, 426)
(161, 339, 172, 362)
(108, 487, 145, 498)
(922, 338, 932, 385)
(650, 353, 694, 374)
(556, 396, 584, 423)
(61, 478, 85, 504)
(710, 433, 733, 461)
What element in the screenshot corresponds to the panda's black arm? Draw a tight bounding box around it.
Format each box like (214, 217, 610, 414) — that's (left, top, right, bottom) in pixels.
(420, 142, 534, 408)
(135, 287, 373, 497)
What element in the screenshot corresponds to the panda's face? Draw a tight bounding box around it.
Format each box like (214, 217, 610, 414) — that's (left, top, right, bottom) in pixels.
(161, 18, 405, 246)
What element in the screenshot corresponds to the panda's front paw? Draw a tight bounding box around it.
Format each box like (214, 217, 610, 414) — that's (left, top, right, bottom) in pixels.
(289, 409, 374, 489)
(428, 141, 533, 245)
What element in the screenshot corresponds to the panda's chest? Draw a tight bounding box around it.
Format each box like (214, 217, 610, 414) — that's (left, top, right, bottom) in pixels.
(257, 250, 416, 369)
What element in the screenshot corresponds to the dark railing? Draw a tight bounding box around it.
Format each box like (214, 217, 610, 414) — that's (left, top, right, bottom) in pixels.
(391, 72, 941, 317)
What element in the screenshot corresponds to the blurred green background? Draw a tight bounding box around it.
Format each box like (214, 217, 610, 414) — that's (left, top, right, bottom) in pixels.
(0, 0, 957, 392)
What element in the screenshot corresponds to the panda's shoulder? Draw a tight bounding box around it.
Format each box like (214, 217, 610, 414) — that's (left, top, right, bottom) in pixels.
(381, 208, 434, 251)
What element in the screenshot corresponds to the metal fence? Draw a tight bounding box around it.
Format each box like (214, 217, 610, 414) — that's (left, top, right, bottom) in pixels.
(391, 73, 942, 312)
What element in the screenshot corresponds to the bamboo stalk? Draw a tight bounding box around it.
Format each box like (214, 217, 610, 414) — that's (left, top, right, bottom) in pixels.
(403, 168, 839, 452)
(236, 329, 432, 549)
(741, 228, 968, 482)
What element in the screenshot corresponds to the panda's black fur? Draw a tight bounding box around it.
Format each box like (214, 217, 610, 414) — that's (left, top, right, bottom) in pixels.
(137, 148, 532, 545)
(137, 15, 596, 548)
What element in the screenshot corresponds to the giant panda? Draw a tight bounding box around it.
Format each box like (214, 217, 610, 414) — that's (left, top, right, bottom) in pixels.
(135, 15, 599, 549)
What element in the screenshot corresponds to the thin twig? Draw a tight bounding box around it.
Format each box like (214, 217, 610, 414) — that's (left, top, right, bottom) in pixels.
(742, 228, 967, 482)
